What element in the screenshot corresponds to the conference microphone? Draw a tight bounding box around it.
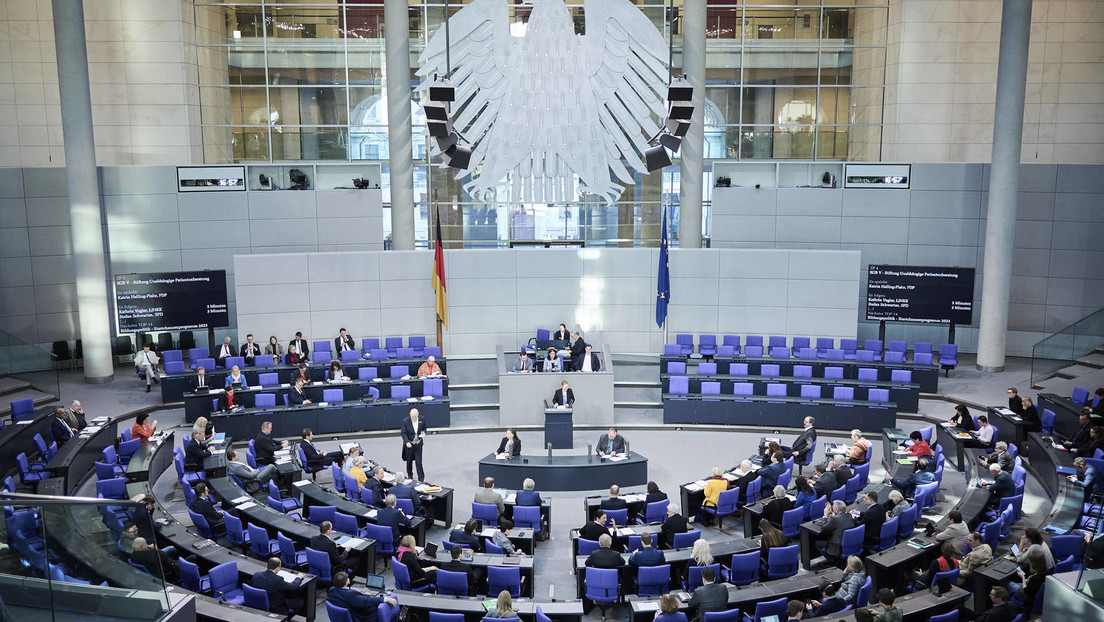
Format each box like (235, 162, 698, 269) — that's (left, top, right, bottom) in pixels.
(587, 442, 593, 463)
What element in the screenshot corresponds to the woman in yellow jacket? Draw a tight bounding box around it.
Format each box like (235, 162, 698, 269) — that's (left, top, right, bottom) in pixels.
(699, 466, 729, 525)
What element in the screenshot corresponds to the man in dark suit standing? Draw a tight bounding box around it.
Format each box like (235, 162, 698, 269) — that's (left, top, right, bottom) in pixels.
(251, 557, 305, 616)
(585, 534, 626, 569)
(597, 428, 626, 458)
(189, 482, 224, 532)
(786, 416, 817, 461)
(50, 407, 75, 447)
(659, 503, 689, 549)
(289, 332, 310, 362)
(327, 572, 396, 622)
(254, 421, 287, 466)
(310, 521, 357, 577)
(573, 343, 601, 371)
(600, 485, 628, 511)
(184, 431, 211, 472)
(376, 495, 411, 547)
(239, 334, 261, 365)
(300, 428, 343, 469)
(688, 566, 729, 621)
(335, 328, 355, 354)
(569, 331, 586, 359)
(552, 380, 575, 407)
(400, 408, 427, 481)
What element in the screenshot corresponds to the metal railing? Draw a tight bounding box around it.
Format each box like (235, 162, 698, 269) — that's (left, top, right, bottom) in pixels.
(0, 328, 59, 399)
(1031, 307, 1104, 387)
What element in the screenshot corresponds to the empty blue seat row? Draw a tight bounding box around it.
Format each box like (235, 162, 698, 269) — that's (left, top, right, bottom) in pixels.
(665, 335, 953, 367)
(665, 361, 914, 385)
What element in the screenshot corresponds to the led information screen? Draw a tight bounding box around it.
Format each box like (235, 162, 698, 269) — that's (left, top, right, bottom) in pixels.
(866, 265, 975, 324)
(115, 271, 229, 332)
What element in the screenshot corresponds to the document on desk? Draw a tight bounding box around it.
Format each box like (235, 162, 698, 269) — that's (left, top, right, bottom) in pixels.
(231, 495, 252, 504)
(636, 601, 659, 611)
(504, 493, 517, 504)
(479, 528, 499, 538)
(996, 407, 1015, 416)
(420, 395, 434, 401)
(685, 480, 706, 492)
(91, 416, 110, 424)
(622, 493, 646, 503)
(940, 422, 955, 428)
(293, 479, 311, 487)
(608, 454, 629, 462)
(236, 501, 258, 509)
(276, 570, 300, 583)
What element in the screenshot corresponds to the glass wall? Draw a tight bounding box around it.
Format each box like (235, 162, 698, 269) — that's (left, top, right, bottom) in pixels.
(196, 1, 886, 243)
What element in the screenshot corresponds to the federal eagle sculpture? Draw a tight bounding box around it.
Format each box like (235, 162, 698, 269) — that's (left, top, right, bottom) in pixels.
(417, 0, 670, 205)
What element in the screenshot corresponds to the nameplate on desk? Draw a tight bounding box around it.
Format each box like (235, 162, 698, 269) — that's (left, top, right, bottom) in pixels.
(236, 501, 258, 509)
(607, 454, 629, 462)
(231, 495, 252, 504)
(318, 402, 329, 407)
(280, 383, 290, 388)
(940, 422, 955, 428)
(293, 479, 311, 486)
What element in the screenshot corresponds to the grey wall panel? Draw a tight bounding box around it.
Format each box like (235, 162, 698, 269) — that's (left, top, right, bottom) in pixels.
(375, 279, 432, 309)
(0, 169, 24, 198)
(0, 228, 30, 258)
(380, 250, 431, 280)
(0, 286, 34, 316)
(908, 217, 979, 246)
(30, 255, 75, 285)
(309, 281, 380, 311)
(789, 250, 860, 281)
(27, 226, 72, 256)
(0, 315, 38, 342)
(512, 248, 584, 278)
(36, 312, 80, 342)
(1053, 193, 1103, 222)
(775, 189, 843, 216)
(721, 249, 791, 278)
(787, 308, 858, 338)
(710, 215, 776, 244)
(1049, 250, 1104, 279)
(712, 188, 776, 214)
(579, 277, 653, 306)
(25, 197, 73, 227)
(180, 248, 240, 274)
(315, 190, 376, 218)
(0, 198, 27, 228)
(100, 165, 177, 196)
(104, 193, 179, 224)
(107, 222, 181, 253)
(177, 192, 250, 222)
(0, 258, 33, 288)
(1008, 276, 1049, 304)
(236, 312, 313, 344)
(21, 168, 67, 198)
(248, 191, 317, 220)
(1016, 164, 1057, 193)
(108, 250, 184, 274)
(911, 163, 985, 191)
(1014, 192, 1056, 221)
(669, 278, 720, 307)
(1057, 164, 1104, 193)
(906, 244, 978, 267)
(250, 219, 318, 248)
(448, 278, 517, 307)
(840, 218, 910, 245)
(449, 249, 517, 279)
(307, 252, 380, 283)
(1013, 220, 1053, 249)
(718, 278, 789, 307)
(311, 310, 382, 341)
(379, 308, 435, 337)
(1051, 221, 1104, 249)
(841, 188, 910, 217)
(1047, 277, 1104, 309)
(668, 304, 719, 333)
(179, 219, 251, 250)
(839, 243, 908, 265)
(787, 279, 861, 309)
(316, 218, 377, 246)
(1009, 248, 1050, 278)
(776, 215, 842, 244)
(1006, 303, 1047, 332)
(1045, 305, 1097, 333)
(234, 253, 308, 285)
(34, 283, 78, 314)
(237, 284, 309, 315)
(908, 190, 982, 219)
(722, 306, 790, 335)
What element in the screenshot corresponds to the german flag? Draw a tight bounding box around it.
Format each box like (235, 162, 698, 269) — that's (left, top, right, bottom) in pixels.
(432, 209, 448, 329)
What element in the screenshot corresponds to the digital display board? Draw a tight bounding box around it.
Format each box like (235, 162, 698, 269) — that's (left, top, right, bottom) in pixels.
(115, 270, 229, 332)
(866, 265, 975, 325)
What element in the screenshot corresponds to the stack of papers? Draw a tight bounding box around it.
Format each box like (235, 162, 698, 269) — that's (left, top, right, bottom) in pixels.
(231, 495, 252, 504)
(622, 493, 647, 503)
(420, 395, 434, 401)
(504, 494, 517, 504)
(275, 450, 290, 457)
(236, 501, 257, 509)
(293, 479, 311, 487)
(276, 570, 300, 582)
(417, 484, 441, 493)
(91, 416, 109, 424)
(406, 397, 419, 402)
(996, 407, 1015, 415)
(685, 480, 706, 492)
(608, 454, 629, 462)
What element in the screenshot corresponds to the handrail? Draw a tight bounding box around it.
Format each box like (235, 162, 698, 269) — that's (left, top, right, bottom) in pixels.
(0, 490, 143, 508)
(1031, 307, 1104, 387)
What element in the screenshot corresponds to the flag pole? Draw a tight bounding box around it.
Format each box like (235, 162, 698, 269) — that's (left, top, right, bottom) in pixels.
(434, 200, 443, 353)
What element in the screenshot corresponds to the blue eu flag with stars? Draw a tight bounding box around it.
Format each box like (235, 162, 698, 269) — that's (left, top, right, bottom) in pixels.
(656, 205, 670, 328)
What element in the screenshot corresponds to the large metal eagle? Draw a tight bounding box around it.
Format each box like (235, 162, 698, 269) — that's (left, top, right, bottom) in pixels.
(417, 0, 669, 205)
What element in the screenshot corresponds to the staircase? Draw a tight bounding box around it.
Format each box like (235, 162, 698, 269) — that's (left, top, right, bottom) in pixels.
(1030, 307, 1104, 389)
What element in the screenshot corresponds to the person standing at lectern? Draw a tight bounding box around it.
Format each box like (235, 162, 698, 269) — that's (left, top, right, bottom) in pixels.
(553, 380, 574, 408)
(496, 428, 521, 458)
(574, 344, 601, 372)
(400, 408, 427, 481)
(598, 427, 626, 458)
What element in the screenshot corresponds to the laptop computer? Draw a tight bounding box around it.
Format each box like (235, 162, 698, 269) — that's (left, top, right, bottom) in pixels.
(362, 574, 386, 590)
(422, 542, 438, 558)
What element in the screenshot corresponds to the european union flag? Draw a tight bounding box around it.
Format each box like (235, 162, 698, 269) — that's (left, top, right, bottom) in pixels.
(656, 205, 671, 328)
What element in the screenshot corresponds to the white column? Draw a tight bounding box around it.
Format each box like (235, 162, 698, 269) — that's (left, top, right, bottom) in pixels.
(677, 0, 706, 249)
(385, 0, 415, 250)
(977, 0, 1033, 372)
(52, 0, 113, 383)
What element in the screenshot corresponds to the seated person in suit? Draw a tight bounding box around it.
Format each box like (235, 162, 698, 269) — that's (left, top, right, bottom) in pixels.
(980, 441, 1014, 472)
(130, 537, 180, 582)
(982, 463, 1016, 510)
(1020, 396, 1041, 432)
(309, 521, 359, 577)
(416, 355, 443, 377)
(597, 427, 626, 458)
(628, 533, 666, 593)
(971, 415, 996, 448)
(573, 343, 601, 372)
(585, 533, 625, 568)
(66, 400, 88, 431)
(134, 343, 160, 392)
(1007, 387, 1024, 414)
(50, 407, 76, 447)
(832, 457, 854, 489)
(223, 365, 248, 389)
(494, 519, 524, 557)
(285, 343, 302, 365)
(645, 481, 668, 504)
(552, 380, 574, 408)
(850, 490, 886, 549)
(389, 473, 422, 513)
(292, 362, 310, 385)
(289, 332, 309, 363)
(335, 328, 355, 354)
(543, 348, 561, 373)
(474, 477, 506, 519)
(440, 544, 480, 596)
(253, 421, 287, 466)
(216, 386, 243, 412)
(326, 360, 348, 383)
(659, 503, 689, 549)
(184, 430, 211, 472)
(553, 323, 570, 343)
(251, 557, 305, 617)
(688, 566, 728, 621)
(935, 511, 970, 557)
(189, 482, 224, 532)
(516, 478, 542, 506)
(396, 534, 437, 589)
(511, 352, 534, 373)
(884, 457, 935, 497)
(495, 427, 521, 458)
(190, 366, 211, 391)
(814, 500, 855, 562)
(811, 463, 836, 499)
(975, 585, 1021, 622)
(762, 485, 795, 526)
(264, 335, 284, 366)
(376, 494, 412, 546)
(327, 571, 396, 622)
(239, 334, 261, 364)
(214, 337, 234, 368)
(130, 412, 158, 444)
(699, 467, 729, 525)
(348, 456, 368, 488)
(448, 518, 483, 553)
(288, 377, 311, 405)
(806, 582, 848, 618)
(578, 511, 617, 550)
(300, 428, 343, 470)
(906, 430, 934, 458)
(758, 451, 787, 490)
(227, 448, 277, 492)
(949, 403, 976, 431)
(361, 465, 386, 507)
(600, 485, 628, 512)
(729, 460, 758, 499)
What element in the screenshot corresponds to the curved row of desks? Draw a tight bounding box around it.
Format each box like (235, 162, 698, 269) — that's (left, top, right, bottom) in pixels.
(197, 397, 450, 440)
(662, 394, 897, 432)
(659, 355, 941, 393)
(660, 373, 920, 413)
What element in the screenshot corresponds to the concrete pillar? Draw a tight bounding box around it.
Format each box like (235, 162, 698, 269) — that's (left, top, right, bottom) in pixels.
(977, 0, 1033, 372)
(677, 0, 706, 249)
(52, 0, 113, 383)
(385, 0, 415, 250)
